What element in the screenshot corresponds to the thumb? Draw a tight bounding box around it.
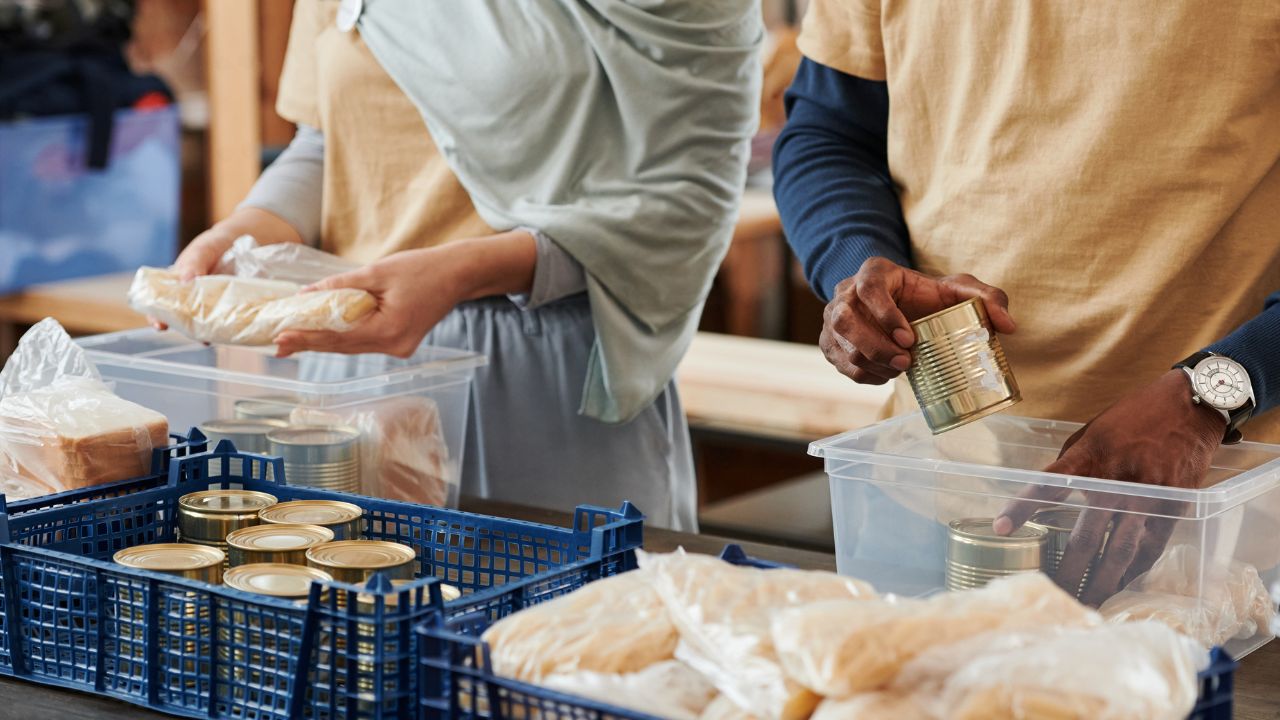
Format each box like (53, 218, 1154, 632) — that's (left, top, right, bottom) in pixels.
(939, 273, 1016, 334)
(303, 267, 374, 294)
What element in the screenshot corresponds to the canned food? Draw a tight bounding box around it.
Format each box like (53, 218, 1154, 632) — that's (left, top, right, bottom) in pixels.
(198, 418, 289, 454)
(259, 499, 363, 541)
(224, 563, 334, 600)
(1029, 507, 1106, 597)
(306, 540, 416, 585)
(234, 396, 297, 421)
(226, 523, 335, 567)
(945, 518, 1045, 591)
(907, 298, 1021, 434)
(179, 489, 278, 544)
(114, 543, 226, 584)
(267, 426, 361, 493)
(345, 579, 459, 701)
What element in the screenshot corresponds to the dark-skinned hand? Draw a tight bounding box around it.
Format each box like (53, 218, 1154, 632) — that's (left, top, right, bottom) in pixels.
(994, 370, 1227, 606)
(821, 257, 1017, 385)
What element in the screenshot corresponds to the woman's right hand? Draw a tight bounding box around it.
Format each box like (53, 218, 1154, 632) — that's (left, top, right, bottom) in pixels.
(820, 256, 1017, 384)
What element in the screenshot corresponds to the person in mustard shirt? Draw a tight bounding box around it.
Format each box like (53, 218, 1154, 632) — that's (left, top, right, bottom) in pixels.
(776, 1, 1280, 604)
(168, 0, 762, 530)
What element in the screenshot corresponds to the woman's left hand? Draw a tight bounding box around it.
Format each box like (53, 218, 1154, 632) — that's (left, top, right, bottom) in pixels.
(273, 231, 537, 358)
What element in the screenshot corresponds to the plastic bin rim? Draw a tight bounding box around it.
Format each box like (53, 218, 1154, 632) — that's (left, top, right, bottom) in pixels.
(77, 328, 487, 393)
(809, 413, 1280, 510)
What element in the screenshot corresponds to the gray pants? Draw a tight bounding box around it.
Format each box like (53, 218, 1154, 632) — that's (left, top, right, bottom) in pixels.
(425, 295, 698, 531)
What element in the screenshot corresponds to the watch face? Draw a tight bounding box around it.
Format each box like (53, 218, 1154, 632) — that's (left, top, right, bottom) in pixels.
(1193, 357, 1251, 411)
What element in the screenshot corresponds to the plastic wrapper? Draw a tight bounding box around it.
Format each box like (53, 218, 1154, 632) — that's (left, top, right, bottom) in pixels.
(1099, 544, 1275, 647)
(698, 695, 761, 720)
(771, 572, 1100, 698)
(809, 692, 934, 720)
(482, 569, 677, 682)
(0, 319, 168, 499)
(291, 396, 454, 506)
(639, 548, 874, 720)
(213, 234, 360, 284)
(540, 661, 717, 720)
(128, 266, 376, 346)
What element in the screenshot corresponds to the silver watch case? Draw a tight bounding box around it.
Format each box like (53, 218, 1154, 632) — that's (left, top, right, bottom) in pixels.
(1181, 355, 1255, 421)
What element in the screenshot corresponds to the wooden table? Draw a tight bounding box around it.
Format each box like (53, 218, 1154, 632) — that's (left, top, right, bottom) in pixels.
(0, 497, 1274, 720)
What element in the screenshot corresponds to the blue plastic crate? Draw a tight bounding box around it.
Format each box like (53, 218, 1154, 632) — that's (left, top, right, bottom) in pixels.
(418, 545, 1238, 720)
(0, 441, 643, 719)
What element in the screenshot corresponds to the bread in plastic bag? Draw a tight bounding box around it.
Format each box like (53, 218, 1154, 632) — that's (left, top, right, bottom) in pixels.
(214, 234, 360, 284)
(482, 569, 678, 682)
(939, 621, 1206, 720)
(0, 318, 168, 499)
(540, 660, 717, 720)
(699, 695, 761, 720)
(291, 396, 453, 506)
(771, 572, 1100, 697)
(639, 548, 873, 720)
(1098, 544, 1275, 647)
(808, 692, 934, 720)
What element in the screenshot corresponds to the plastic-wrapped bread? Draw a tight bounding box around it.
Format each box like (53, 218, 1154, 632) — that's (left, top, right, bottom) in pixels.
(482, 569, 677, 682)
(940, 622, 1205, 720)
(540, 661, 717, 720)
(291, 396, 452, 506)
(640, 549, 873, 720)
(699, 695, 761, 720)
(0, 320, 168, 499)
(128, 266, 375, 346)
(808, 692, 935, 720)
(772, 572, 1100, 697)
(1099, 545, 1275, 647)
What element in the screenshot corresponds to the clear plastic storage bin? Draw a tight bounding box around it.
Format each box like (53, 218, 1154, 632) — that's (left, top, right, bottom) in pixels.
(812, 412, 1280, 657)
(77, 328, 485, 507)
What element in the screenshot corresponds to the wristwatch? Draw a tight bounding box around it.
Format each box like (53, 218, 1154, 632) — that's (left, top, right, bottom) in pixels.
(1174, 351, 1255, 445)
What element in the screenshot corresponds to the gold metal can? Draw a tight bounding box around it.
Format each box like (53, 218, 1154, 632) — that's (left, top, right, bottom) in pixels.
(226, 523, 335, 567)
(234, 396, 298, 421)
(224, 563, 334, 600)
(267, 426, 361, 493)
(259, 499, 363, 541)
(945, 518, 1045, 591)
(1029, 507, 1106, 598)
(114, 543, 226, 584)
(305, 540, 417, 585)
(178, 489, 278, 544)
(907, 298, 1021, 434)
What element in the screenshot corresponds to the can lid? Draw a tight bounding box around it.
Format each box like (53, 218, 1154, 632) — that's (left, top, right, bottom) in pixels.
(356, 579, 461, 607)
(260, 500, 363, 526)
(948, 517, 1046, 542)
(225, 563, 333, 597)
(234, 396, 298, 419)
(226, 523, 335, 551)
(1028, 507, 1081, 533)
(200, 418, 289, 435)
(909, 297, 986, 335)
(307, 540, 416, 569)
(267, 426, 360, 447)
(114, 543, 225, 571)
(180, 490, 278, 514)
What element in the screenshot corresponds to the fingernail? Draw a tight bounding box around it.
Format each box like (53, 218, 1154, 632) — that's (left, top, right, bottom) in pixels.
(893, 328, 914, 348)
(992, 516, 1013, 535)
(890, 355, 911, 372)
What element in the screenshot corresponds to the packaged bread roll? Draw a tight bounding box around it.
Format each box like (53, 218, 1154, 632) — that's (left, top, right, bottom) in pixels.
(540, 660, 717, 720)
(0, 320, 168, 499)
(699, 695, 761, 720)
(482, 569, 678, 682)
(639, 549, 873, 720)
(808, 692, 935, 720)
(772, 572, 1099, 697)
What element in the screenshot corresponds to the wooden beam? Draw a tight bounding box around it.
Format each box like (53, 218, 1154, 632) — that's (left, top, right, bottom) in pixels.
(203, 0, 262, 221)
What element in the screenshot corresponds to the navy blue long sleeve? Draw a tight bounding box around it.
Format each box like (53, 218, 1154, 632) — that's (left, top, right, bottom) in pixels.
(773, 58, 1280, 416)
(773, 58, 910, 303)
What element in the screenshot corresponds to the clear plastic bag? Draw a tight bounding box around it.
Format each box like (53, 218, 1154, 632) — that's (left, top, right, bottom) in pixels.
(771, 572, 1100, 698)
(540, 661, 717, 720)
(0, 319, 168, 499)
(1099, 544, 1275, 647)
(699, 695, 761, 720)
(639, 548, 873, 720)
(128, 236, 375, 346)
(290, 396, 455, 507)
(481, 569, 678, 682)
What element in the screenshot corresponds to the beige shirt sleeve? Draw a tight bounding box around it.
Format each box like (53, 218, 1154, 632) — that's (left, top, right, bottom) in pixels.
(275, 0, 323, 127)
(796, 0, 887, 80)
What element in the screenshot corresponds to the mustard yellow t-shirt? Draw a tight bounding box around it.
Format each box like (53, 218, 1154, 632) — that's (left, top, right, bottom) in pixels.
(275, 0, 494, 264)
(800, 0, 1280, 442)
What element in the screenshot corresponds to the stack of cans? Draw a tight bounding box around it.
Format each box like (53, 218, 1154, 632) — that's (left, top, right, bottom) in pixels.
(226, 523, 335, 567)
(178, 490, 278, 569)
(259, 499, 364, 541)
(945, 518, 1046, 591)
(267, 426, 361, 494)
